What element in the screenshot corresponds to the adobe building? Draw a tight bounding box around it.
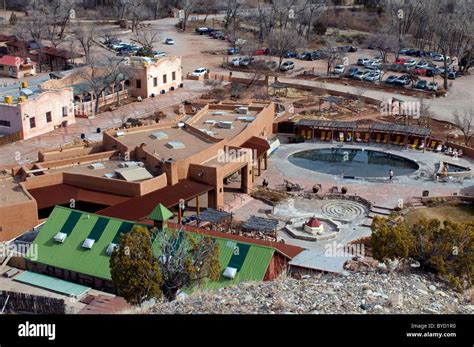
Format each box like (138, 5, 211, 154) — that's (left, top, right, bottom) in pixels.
(0, 101, 275, 242)
(0, 56, 36, 78)
(0, 77, 76, 140)
(127, 56, 183, 99)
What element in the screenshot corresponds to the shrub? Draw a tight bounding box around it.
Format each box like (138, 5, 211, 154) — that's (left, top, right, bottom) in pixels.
(371, 216, 473, 290)
(341, 186, 348, 194)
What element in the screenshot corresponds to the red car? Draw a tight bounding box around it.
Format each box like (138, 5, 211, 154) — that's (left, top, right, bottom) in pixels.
(254, 48, 266, 56)
(394, 58, 407, 65)
(413, 68, 427, 76)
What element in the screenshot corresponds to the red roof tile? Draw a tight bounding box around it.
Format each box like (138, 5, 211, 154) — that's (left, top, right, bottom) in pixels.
(306, 217, 321, 227)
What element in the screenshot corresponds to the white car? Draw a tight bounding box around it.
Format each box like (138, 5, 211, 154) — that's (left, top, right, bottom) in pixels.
(404, 59, 417, 68)
(365, 71, 382, 82)
(165, 38, 175, 45)
(433, 54, 450, 62)
(354, 70, 370, 80)
(191, 67, 208, 77)
(231, 57, 242, 66)
(153, 51, 166, 58)
(333, 65, 345, 74)
(427, 81, 439, 91)
(280, 61, 295, 71)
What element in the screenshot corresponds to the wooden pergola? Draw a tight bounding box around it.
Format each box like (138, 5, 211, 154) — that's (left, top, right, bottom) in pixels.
(295, 119, 357, 142)
(369, 123, 432, 150)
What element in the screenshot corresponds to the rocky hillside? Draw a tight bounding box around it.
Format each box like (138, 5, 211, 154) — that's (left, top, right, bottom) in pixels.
(149, 270, 473, 314)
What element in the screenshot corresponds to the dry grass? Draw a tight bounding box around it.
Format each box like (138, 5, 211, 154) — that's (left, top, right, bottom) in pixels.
(404, 204, 474, 226)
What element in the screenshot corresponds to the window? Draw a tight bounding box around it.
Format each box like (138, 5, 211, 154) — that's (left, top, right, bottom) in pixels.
(46, 111, 52, 123)
(62, 106, 68, 117)
(136, 79, 141, 89)
(0, 65, 4, 71)
(29, 117, 36, 128)
(163, 74, 167, 84)
(0, 120, 11, 127)
(172, 71, 176, 81)
(153, 77, 158, 87)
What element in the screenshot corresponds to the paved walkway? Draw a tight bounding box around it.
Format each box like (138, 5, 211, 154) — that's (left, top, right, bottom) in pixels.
(0, 80, 211, 168)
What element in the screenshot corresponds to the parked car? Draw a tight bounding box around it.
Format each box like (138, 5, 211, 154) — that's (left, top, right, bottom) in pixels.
(414, 79, 428, 89)
(239, 57, 255, 67)
(280, 61, 295, 71)
(385, 75, 398, 84)
(333, 65, 345, 74)
(165, 38, 174, 45)
(153, 51, 166, 58)
(404, 59, 417, 68)
(399, 48, 411, 55)
(395, 75, 412, 86)
(284, 51, 298, 58)
(354, 70, 370, 80)
(357, 58, 370, 66)
(415, 60, 429, 69)
(346, 67, 359, 78)
(231, 57, 242, 66)
(447, 71, 457, 79)
(264, 61, 278, 70)
(227, 47, 240, 55)
(195, 27, 214, 34)
(191, 67, 208, 77)
(394, 58, 407, 65)
(427, 81, 439, 91)
(364, 60, 381, 70)
(365, 71, 382, 82)
(433, 54, 450, 63)
(254, 48, 266, 56)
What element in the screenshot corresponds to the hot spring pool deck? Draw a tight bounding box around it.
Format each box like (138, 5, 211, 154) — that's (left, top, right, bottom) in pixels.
(230, 142, 474, 271)
(266, 142, 474, 207)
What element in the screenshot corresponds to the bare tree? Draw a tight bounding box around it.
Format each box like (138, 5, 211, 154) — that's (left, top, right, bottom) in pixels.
(268, 29, 306, 68)
(73, 23, 97, 65)
(79, 55, 129, 115)
(131, 28, 161, 56)
(453, 108, 474, 145)
(322, 39, 345, 76)
(180, 0, 196, 32)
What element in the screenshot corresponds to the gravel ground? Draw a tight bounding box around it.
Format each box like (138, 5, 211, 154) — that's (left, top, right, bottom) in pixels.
(149, 269, 473, 315)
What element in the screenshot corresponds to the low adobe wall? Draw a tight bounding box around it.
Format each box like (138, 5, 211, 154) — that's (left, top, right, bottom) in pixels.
(38, 144, 105, 162)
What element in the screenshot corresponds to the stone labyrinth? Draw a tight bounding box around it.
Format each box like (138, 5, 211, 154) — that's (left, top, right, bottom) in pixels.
(320, 200, 368, 221)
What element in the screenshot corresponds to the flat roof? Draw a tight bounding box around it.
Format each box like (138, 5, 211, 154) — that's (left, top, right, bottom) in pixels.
(0, 75, 51, 103)
(97, 179, 214, 221)
(14, 271, 90, 297)
(191, 109, 258, 140)
(117, 127, 214, 161)
(0, 178, 31, 206)
(28, 183, 130, 209)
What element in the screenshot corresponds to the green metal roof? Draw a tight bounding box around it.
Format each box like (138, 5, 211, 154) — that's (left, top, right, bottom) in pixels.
(14, 271, 90, 298)
(149, 203, 173, 222)
(26, 207, 275, 290)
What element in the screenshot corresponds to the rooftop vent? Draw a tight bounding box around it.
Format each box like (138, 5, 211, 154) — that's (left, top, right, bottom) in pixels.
(106, 243, 117, 256)
(150, 131, 168, 140)
(218, 121, 233, 129)
(88, 162, 105, 170)
(118, 161, 143, 168)
(235, 106, 249, 114)
(237, 116, 255, 122)
(103, 172, 117, 179)
(82, 238, 95, 250)
(212, 111, 226, 116)
(177, 122, 185, 128)
(116, 131, 125, 138)
(205, 119, 216, 125)
(53, 232, 67, 243)
(20, 89, 34, 98)
(223, 266, 237, 279)
(166, 141, 185, 149)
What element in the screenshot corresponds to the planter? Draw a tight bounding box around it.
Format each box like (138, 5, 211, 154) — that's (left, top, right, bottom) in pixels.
(341, 187, 348, 194)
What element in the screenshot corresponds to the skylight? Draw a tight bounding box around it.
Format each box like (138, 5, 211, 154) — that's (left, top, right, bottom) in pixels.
(106, 243, 117, 256)
(53, 232, 67, 243)
(165, 141, 185, 149)
(82, 238, 95, 250)
(223, 266, 237, 279)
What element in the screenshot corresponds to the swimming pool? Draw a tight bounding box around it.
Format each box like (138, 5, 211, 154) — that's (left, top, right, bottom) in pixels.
(288, 148, 420, 178)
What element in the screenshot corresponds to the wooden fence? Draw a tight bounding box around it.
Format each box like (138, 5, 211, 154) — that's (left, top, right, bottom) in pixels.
(0, 290, 65, 314)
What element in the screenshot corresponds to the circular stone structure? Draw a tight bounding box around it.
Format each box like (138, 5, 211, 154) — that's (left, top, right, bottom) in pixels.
(304, 217, 324, 234)
(320, 200, 368, 222)
(288, 148, 419, 178)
